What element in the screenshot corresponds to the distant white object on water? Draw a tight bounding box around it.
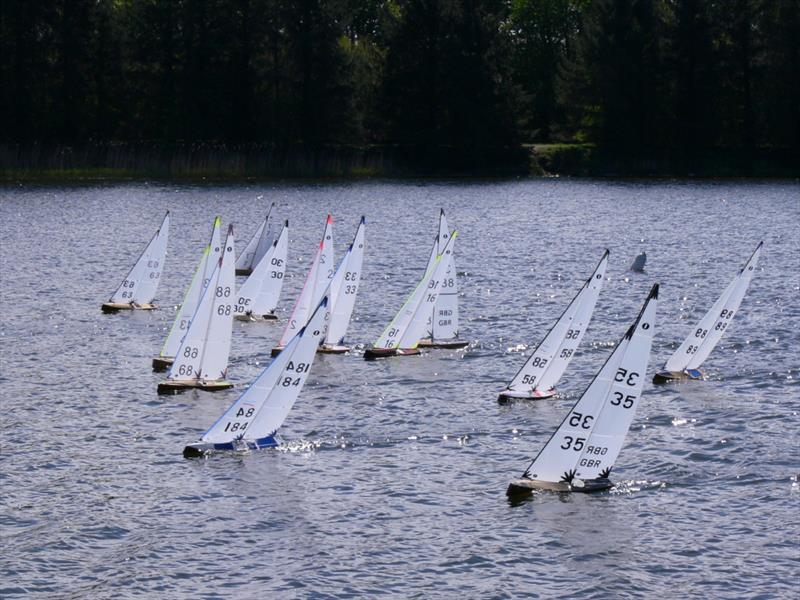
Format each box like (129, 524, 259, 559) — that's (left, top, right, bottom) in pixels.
(102, 211, 169, 312)
(653, 241, 762, 384)
(630, 252, 647, 272)
(506, 284, 659, 497)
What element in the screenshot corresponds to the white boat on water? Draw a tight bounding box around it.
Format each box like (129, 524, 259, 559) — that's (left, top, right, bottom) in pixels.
(271, 215, 334, 356)
(417, 209, 468, 349)
(158, 225, 237, 394)
(653, 241, 762, 383)
(364, 231, 457, 360)
(102, 212, 169, 312)
(235, 203, 274, 276)
(507, 284, 658, 497)
(234, 220, 289, 322)
(183, 294, 330, 457)
(152, 217, 222, 372)
(319, 216, 366, 353)
(498, 250, 609, 402)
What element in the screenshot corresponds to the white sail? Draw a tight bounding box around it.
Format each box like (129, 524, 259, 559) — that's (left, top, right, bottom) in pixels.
(199, 295, 329, 447)
(373, 236, 439, 350)
(373, 233, 457, 350)
(506, 251, 608, 394)
(424, 209, 460, 341)
(235, 221, 289, 317)
(664, 242, 763, 372)
(506, 286, 582, 393)
(277, 215, 333, 347)
(167, 226, 236, 382)
(314, 215, 335, 306)
(325, 217, 366, 346)
(159, 217, 222, 358)
(573, 287, 658, 480)
(522, 285, 658, 484)
(236, 203, 274, 272)
(198, 228, 236, 380)
(398, 232, 458, 348)
(535, 250, 608, 392)
(108, 212, 170, 305)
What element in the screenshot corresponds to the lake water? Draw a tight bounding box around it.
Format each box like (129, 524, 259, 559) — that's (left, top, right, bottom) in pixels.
(1, 179, 798, 598)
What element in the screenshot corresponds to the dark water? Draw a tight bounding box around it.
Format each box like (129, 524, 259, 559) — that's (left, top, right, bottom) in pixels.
(1, 179, 798, 598)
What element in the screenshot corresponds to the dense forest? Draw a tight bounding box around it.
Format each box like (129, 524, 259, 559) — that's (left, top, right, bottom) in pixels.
(1, 0, 797, 176)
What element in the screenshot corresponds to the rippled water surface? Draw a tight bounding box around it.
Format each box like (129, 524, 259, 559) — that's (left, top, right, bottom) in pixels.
(1, 179, 798, 598)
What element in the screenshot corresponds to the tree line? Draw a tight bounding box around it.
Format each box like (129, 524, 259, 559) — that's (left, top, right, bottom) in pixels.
(1, 0, 797, 173)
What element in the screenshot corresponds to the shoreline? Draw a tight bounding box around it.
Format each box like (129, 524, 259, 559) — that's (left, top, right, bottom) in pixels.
(1, 142, 797, 182)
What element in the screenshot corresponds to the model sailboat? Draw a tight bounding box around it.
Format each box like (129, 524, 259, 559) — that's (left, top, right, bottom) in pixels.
(157, 225, 236, 394)
(507, 284, 658, 497)
(418, 209, 468, 349)
(498, 250, 609, 402)
(319, 216, 366, 353)
(235, 203, 274, 276)
(653, 241, 762, 383)
(152, 217, 222, 371)
(102, 212, 169, 312)
(234, 220, 289, 321)
(271, 215, 334, 356)
(183, 295, 330, 457)
(364, 232, 458, 360)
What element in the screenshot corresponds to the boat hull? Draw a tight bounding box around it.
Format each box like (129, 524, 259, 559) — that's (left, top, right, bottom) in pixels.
(363, 347, 422, 361)
(497, 388, 556, 404)
(652, 369, 704, 384)
(318, 344, 350, 354)
(157, 379, 234, 395)
(183, 435, 278, 458)
(235, 268, 253, 277)
(152, 356, 174, 372)
(270, 346, 284, 358)
(506, 477, 613, 497)
(416, 339, 469, 349)
(234, 313, 279, 322)
(101, 302, 157, 313)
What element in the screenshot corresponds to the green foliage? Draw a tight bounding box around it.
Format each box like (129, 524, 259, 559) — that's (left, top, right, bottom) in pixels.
(0, 0, 796, 175)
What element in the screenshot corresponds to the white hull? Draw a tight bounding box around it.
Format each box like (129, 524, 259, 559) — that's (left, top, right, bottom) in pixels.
(102, 302, 157, 313)
(497, 387, 556, 403)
